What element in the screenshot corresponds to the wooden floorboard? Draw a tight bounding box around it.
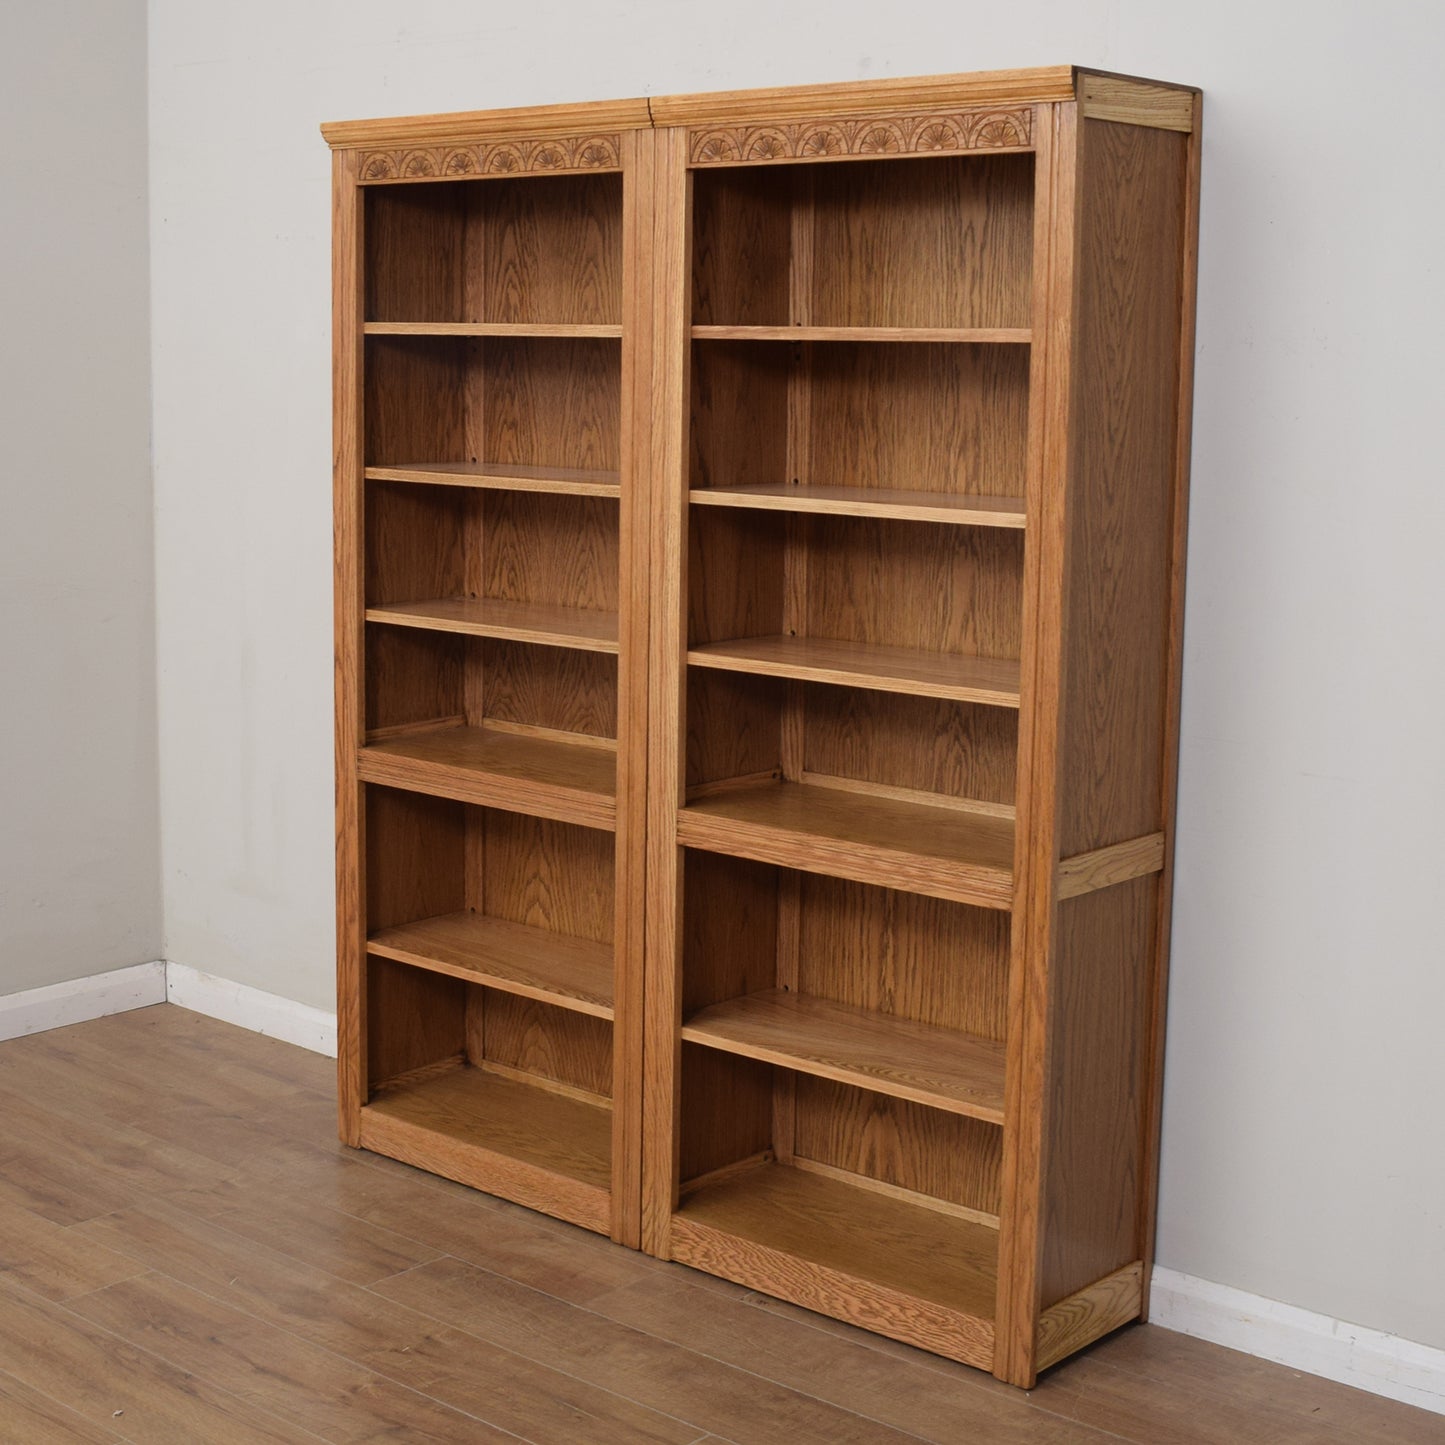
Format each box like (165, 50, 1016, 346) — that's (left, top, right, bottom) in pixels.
(0, 1004, 1437, 1445)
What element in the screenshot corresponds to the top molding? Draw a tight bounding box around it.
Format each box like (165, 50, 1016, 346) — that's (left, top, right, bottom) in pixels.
(320, 66, 1196, 151)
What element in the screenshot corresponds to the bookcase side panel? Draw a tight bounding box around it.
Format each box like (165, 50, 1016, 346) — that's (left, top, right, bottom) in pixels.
(1040, 115, 1192, 1313)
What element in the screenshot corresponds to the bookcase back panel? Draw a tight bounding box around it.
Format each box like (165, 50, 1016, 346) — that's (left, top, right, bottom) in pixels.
(803, 516, 1024, 660)
(364, 628, 617, 741)
(472, 988, 614, 1098)
(687, 509, 785, 644)
(476, 810, 614, 944)
(365, 337, 465, 465)
(365, 338, 620, 470)
(366, 626, 464, 733)
(367, 958, 465, 1086)
(691, 169, 792, 326)
(481, 639, 617, 739)
(793, 1076, 1001, 1215)
(680, 1045, 773, 1181)
(690, 153, 1034, 329)
(806, 343, 1029, 496)
(481, 493, 618, 610)
(689, 341, 789, 488)
(807, 154, 1034, 329)
(681, 852, 778, 1014)
(483, 338, 621, 470)
(365, 788, 465, 930)
(365, 175, 623, 325)
(802, 686, 1017, 806)
(685, 669, 783, 788)
(795, 873, 1008, 1038)
(365, 482, 474, 604)
(688, 341, 1028, 498)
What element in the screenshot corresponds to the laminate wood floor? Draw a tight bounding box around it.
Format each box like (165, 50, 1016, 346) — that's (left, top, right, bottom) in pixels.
(0, 1004, 1438, 1444)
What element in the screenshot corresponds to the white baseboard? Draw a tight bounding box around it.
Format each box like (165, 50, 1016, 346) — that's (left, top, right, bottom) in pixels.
(0, 961, 167, 1042)
(165, 962, 336, 1057)
(1151, 1267, 1445, 1416)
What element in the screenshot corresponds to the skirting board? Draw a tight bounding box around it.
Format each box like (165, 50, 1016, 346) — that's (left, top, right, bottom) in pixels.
(1150, 1268, 1445, 1417)
(0, 961, 166, 1042)
(165, 962, 337, 1057)
(0, 966, 1440, 1414)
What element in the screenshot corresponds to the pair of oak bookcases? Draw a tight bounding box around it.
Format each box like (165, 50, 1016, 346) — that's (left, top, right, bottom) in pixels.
(324, 65, 1201, 1387)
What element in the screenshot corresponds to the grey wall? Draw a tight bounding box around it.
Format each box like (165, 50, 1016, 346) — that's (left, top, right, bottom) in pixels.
(146, 0, 1445, 1350)
(0, 0, 160, 994)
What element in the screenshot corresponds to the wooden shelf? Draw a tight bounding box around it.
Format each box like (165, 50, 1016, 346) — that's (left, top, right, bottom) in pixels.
(365, 321, 622, 338)
(357, 724, 616, 829)
(360, 1062, 611, 1234)
(671, 1162, 996, 1366)
(691, 325, 1031, 344)
(687, 635, 1020, 707)
(688, 484, 1025, 528)
(366, 598, 619, 653)
(368, 911, 614, 1019)
(682, 990, 1004, 1122)
(366, 462, 620, 498)
(677, 781, 1013, 909)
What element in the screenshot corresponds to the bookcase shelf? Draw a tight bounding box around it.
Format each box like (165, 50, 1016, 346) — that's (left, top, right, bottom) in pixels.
(678, 781, 1014, 908)
(330, 65, 1200, 1387)
(681, 989, 1005, 1122)
(368, 911, 615, 1019)
(366, 597, 619, 652)
(687, 484, 1026, 527)
(691, 325, 1030, 343)
(365, 462, 621, 497)
(358, 725, 616, 827)
(686, 635, 1021, 705)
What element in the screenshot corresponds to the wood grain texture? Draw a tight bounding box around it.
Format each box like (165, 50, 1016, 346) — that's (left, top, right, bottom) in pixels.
(678, 780, 1014, 908)
(480, 638, 618, 741)
(1077, 74, 1196, 131)
(1035, 1260, 1144, 1371)
(333, 147, 366, 1147)
(357, 724, 616, 828)
(365, 460, 620, 495)
(368, 911, 614, 1017)
(365, 959, 465, 1087)
(681, 989, 1005, 1122)
(671, 1163, 996, 1365)
(692, 324, 1030, 342)
(803, 686, 1018, 807)
(641, 126, 694, 1256)
(688, 483, 1026, 527)
(1056, 831, 1165, 900)
(365, 321, 623, 338)
(1140, 90, 1203, 1319)
(1058, 120, 1185, 857)
(995, 97, 1075, 1389)
(478, 808, 615, 944)
(687, 634, 1021, 704)
(481, 490, 618, 612)
(796, 872, 1010, 1040)
(1040, 878, 1155, 1307)
(807, 153, 1034, 328)
(803, 515, 1024, 662)
(611, 129, 656, 1248)
(362, 1061, 612, 1231)
(367, 596, 618, 650)
(792, 1076, 1003, 1216)
(480, 990, 614, 1099)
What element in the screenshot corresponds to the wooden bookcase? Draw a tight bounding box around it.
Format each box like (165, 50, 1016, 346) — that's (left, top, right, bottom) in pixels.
(326, 66, 1201, 1386)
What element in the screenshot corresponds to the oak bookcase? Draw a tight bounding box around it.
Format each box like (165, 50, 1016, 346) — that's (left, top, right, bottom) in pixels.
(326, 65, 1201, 1387)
